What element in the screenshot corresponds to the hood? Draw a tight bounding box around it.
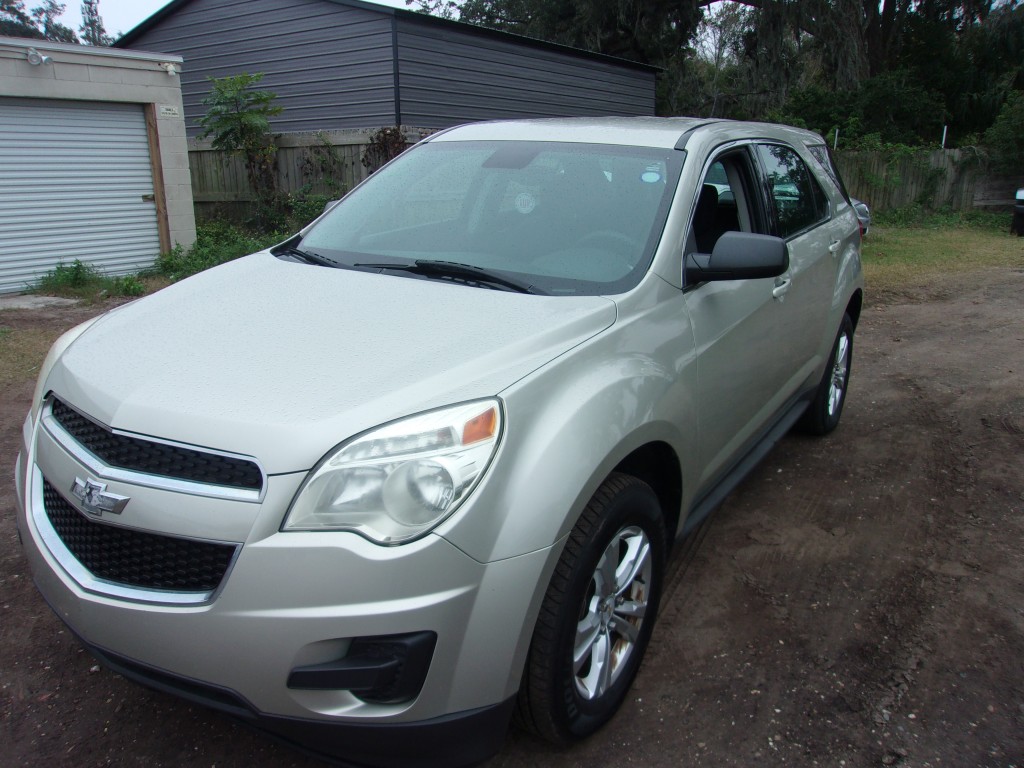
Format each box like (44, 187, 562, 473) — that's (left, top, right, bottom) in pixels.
(48, 252, 616, 474)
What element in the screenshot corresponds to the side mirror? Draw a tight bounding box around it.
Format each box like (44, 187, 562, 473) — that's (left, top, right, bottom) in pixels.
(686, 231, 789, 283)
(322, 199, 341, 215)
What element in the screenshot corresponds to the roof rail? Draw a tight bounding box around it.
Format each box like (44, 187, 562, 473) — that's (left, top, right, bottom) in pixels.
(673, 120, 727, 151)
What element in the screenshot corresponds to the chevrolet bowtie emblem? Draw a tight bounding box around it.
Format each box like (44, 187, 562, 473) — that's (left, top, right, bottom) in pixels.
(70, 477, 129, 517)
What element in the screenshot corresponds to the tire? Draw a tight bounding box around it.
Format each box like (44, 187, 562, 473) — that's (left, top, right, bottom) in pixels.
(799, 312, 854, 435)
(516, 472, 666, 744)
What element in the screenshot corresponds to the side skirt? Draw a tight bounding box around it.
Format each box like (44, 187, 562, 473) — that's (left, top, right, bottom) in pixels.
(680, 388, 814, 538)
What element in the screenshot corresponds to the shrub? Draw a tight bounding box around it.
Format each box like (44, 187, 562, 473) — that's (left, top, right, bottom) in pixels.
(362, 126, 409, 173)
(154, 221, 282, 281)
(110, 275, 146, 297)
(37, 259, 101, 291)
(983, 90, 1024, 172)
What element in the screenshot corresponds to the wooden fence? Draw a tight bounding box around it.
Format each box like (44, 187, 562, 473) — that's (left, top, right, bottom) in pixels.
(188, 133, 1023, 218)
(187, 128, 429, 219)
(835, 148, 1021, 212)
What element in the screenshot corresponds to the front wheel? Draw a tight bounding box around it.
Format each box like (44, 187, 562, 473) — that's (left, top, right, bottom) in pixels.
(799, 312, 854, 435)
(516, 473, 666, 744)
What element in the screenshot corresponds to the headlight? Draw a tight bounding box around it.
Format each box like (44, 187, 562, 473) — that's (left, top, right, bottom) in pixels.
(282, 400, 502, 544)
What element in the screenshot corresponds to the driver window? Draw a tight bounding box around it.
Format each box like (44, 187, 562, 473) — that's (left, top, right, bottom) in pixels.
(688, 154, 754, 255)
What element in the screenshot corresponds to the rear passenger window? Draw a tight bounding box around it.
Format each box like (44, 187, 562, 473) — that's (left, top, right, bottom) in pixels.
(756, 144, 828, 238)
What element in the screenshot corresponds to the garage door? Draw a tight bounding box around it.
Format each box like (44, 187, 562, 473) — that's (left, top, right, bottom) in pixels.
(0, 98, 161, 294)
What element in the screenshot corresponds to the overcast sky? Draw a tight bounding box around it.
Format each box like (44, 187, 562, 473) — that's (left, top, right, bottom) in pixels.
(59, 0, 410, 39)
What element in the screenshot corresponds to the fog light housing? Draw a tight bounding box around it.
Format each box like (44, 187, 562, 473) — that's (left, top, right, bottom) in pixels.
(287, 631, 437, 705)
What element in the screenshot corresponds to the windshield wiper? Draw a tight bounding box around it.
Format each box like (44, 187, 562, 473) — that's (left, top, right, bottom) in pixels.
(355, 260, 542, 295)
(276, 245, 342, 268)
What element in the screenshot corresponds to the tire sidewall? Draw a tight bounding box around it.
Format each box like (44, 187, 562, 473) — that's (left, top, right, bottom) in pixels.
(550, 480, 666, 738)
(801, 312, 854, 435)
(821, 314, 854, 432)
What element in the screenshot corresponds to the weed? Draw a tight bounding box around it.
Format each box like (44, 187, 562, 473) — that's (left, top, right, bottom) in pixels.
(35, 260, 161, 301)
(37, 260, 102, 292)
(111, 275, 146, 297)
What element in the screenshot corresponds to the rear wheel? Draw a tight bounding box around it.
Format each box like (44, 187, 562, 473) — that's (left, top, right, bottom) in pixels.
(516, 472, 666, 743)
(800, 313, 854, 435)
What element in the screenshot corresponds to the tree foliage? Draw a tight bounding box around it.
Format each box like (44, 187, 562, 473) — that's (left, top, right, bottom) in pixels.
(31, 0, 76, 42)
(198, 73, 284, 215)
(79, 0, 111, 45)
(984, 89, 1024, 170)
(457, 0, 702, 66)
(1, 0, 43, 38)
(0, 0, 113, 44)
(429, 0, 1019, 149)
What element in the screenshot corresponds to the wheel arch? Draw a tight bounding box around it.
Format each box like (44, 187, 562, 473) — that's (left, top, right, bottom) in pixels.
(612, 441, 683, 543)
(845, 288, 863, 330)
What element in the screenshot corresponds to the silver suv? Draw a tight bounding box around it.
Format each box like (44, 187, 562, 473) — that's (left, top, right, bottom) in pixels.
(15, 118, 863, 766)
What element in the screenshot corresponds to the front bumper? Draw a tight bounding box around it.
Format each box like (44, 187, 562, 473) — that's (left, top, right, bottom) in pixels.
(14, 408, 552, 766)
(71, 630, 516, 768)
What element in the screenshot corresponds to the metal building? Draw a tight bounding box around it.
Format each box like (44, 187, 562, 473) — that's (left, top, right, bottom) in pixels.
(0, 37, 196, 295)
(116, 0, 658, 136)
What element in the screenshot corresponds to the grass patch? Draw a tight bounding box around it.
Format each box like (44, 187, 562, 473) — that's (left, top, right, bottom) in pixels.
(153, 220, 283, 281)
(872, 205, 1010, 231)
(862, 223, 1022, 299)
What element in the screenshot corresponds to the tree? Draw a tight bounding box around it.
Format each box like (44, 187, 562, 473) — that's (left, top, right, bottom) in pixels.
(2, 0, 82, 41)
(709, 0, 998, 85)
(419, 0, 1016, 144)
(79, 0, 112, 45)
(1, 0, 43, 37)
(405, 0, 459, 20)
(984, 90, 1024, 171)
(458, 0, 701, 66)
(198, 73, 284, 221)
(31, 0, 77, 43)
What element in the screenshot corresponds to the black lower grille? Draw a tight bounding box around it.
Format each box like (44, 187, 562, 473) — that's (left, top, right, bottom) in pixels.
(43, 480, 236, 593)
(50, 398, 262, 491)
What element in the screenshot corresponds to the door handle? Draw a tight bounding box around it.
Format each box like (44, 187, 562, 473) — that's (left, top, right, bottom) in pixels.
(772, 276, 791, 300)
(829, 239, 841, 254)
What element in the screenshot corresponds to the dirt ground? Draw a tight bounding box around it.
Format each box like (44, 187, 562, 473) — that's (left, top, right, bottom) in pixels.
(2, 267, 1023, 768)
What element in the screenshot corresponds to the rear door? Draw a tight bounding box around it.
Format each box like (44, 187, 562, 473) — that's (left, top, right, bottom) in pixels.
(753, 142, 835, 394)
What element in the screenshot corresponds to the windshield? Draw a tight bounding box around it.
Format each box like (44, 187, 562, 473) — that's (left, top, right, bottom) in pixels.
(298, 141, 684, 295)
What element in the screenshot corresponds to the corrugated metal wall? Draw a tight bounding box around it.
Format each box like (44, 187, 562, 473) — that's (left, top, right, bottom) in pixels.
(394, 17, 655, 125)
(0, 98, 161, 295)
(122, 0, 656, 136)
(125, 0, 396, 135)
